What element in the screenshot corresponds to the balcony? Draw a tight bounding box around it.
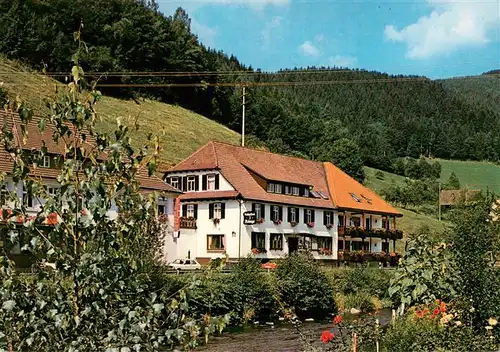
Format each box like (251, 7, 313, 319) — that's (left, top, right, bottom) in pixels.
(337, 226, 403, 240)
(179, 217, 197, 229)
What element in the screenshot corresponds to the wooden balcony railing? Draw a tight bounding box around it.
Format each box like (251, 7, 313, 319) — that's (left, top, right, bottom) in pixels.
(337, 226, 403, 240)
(180, 217, 197, 229)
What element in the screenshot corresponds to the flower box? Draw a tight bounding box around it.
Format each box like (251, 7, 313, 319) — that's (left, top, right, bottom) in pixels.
(289, 221, 298, 227)
(326, 224, 333, 230)
(212, 218, 220, 226)
(256, 218, 265, 224)
(251, 247, 267, 254)
(306, 222, 315, 228)
(318, 248, 332, 255)
(273, 219, 282, 225)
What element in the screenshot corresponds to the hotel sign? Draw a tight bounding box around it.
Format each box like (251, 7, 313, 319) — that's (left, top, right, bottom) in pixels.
(243, 211, 256, 225)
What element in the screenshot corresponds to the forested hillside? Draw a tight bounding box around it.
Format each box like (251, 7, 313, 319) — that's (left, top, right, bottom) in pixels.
(1, 0, 499, 179)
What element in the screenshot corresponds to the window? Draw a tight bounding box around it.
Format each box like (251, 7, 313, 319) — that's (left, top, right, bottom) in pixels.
(209, 202, 225, 219)
(187, 176, 197, 192)
(317, 237, 332, 251)
(0, 185, 8, 206)
(382, 241, 390, 253)
(251, 232, 266, 249)
(382, 218, 390, 229)
(158, 204, 166, 214)
(324, 211, 333, 226)
(207, 174, 216, 190)
(270, 233, 283, 250)
(304, 209, 315, 224)
(267, 183, 275, 193)
(47, 187, 57, 196)
(275, 184, 282, 194)
(292, 186, 300, 196)
(285, 185, 291, 195)
(304, 188, 310, 197)
(271, 205, 282, 222)
(253, 203, 265, 220)
(207, 234, 225, 251)
(338, 240, 344, 251)
(288, 207, 298, 223)
(351, 217, 361, 227)
(349, 192, 361, 202)
(23, 191, 34, 208)
(338, 215, 345, 227)
(182, 204, 198, 219)
(351, 241, 369, 251)
(170, 177, 179, 189)
(41, 155, 50, 168)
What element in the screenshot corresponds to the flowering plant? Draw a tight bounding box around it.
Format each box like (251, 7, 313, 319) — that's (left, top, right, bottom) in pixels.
(318, 248, 332, 256)
(251, 247, 267, 254)
(326, 223, 333, 230)
(306, 221, 315, 228)
(273, 219, 282, 225)
(212, 217, 220, 225)
(289, 221, 298, 227)
(256, 218, 265, 224)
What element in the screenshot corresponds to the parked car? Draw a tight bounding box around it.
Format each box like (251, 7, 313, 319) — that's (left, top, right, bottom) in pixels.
(168, 258, 201, 272)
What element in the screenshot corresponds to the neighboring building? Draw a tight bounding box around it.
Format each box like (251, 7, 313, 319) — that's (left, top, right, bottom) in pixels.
(440, 189, 482, 208)
(164, 141, 402, 264)
(0, 110, 181, 263)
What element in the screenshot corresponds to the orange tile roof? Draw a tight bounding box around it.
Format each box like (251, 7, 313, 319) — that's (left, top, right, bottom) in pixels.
(167, 141, 333, 209)
(0, 110, 180, 193)
(324, 162, 402, 216)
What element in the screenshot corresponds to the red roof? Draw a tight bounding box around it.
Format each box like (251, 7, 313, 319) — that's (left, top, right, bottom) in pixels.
(167, 141, 333, 209)
(0, 110, 180, 193)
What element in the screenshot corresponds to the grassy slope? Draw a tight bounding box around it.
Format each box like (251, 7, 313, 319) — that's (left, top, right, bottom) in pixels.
(437, 159, 500, 194)
(364, 167, 449, 240)
(0, 57, 240, 169)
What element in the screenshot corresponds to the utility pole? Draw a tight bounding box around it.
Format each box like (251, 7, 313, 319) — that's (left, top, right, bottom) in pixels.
(241, 86, 246, 147)
(438, 182, 442, 221)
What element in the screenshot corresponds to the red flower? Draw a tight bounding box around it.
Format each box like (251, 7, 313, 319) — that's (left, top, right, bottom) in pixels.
(432, 308, 440, 316)
(333, 315, 343, 325)
(415, 310, 424, 319)
(423, 308, 430, 316)
(321, 330, 335, 343)
(439, 302, 447, 313)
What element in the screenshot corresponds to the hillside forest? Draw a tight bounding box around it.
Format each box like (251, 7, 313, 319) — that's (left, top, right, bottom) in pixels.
(1, 0, 500, 181)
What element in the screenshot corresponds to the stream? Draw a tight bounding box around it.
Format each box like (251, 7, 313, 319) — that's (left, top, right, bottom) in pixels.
(199, 309, 393, 352)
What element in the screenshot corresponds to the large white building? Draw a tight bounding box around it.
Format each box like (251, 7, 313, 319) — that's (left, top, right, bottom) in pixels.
(164, 141, 402, 264)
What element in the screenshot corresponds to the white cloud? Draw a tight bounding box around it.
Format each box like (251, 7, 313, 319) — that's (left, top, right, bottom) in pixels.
(163, 0, 289, 13)
(191, 19, 217, 47)
(328, 55, 357, 67)
(384, 0, 500, 59)
(261, 16, 283, 48)
(299, 41, 320, 57)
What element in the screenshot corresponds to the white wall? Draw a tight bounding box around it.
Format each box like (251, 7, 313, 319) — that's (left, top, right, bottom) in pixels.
(173, 200, 339, 261)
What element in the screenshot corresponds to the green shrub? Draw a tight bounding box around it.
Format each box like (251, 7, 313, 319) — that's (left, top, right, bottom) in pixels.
(323, 267, 394, 299)
(275, 253, 336, 319)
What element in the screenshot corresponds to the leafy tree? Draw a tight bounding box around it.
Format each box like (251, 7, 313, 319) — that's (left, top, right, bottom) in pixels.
(446, 172, 461, 190)
(317, 138, 365, 182)
(0, 33, 227, 351)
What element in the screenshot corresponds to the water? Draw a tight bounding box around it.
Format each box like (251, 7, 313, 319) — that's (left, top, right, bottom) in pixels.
(199, 309, 393, 352)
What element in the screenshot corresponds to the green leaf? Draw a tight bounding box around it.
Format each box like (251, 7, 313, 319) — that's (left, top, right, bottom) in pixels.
(153, 303, 164, 314)
(38, 118, 46, 132)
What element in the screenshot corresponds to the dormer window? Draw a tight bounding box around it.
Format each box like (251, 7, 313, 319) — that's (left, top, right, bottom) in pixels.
(292, 186, 300, 196)
(267, 183, 275, 193)
(285, 186, 291, 195)
(207, 174, 216, 190)
(275, 184, 282, 193)
(41, 155, 51, 168)
(187, 176, 197, 192)
(304, 188, 310, 197)
(170, 177, 179, 189)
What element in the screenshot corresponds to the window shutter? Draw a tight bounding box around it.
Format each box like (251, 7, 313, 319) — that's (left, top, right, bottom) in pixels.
(312, 210, 315, 223)
(221, 203, 226, 219)
(252, 203, 256, 213)
(209, 203, 214, 219)
(262, 204, 266, 220)
(323, 212, 327, 225)
(288, 207, 292, 222)
(193, 204, 198, 219)
(182, 204, 187, 217)
(303, 209, 307, 223)
(278, 206, 283, 221)
(166, 177, 171, 184)
(299, 187, 304, 196)
(202, 175, 207, 190)
(195, 176, 200, 191)
(215, 174, 220, 190)
(182, 176, 187, 191)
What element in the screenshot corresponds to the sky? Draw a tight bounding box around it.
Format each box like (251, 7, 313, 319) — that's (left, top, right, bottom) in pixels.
(159, 0, 500, 79)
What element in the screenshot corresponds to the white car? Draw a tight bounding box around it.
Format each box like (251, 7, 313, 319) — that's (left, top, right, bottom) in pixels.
(168, 259, 201, 272)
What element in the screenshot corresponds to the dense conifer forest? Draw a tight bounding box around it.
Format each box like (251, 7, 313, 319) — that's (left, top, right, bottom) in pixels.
(1, 0, 499, 178)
